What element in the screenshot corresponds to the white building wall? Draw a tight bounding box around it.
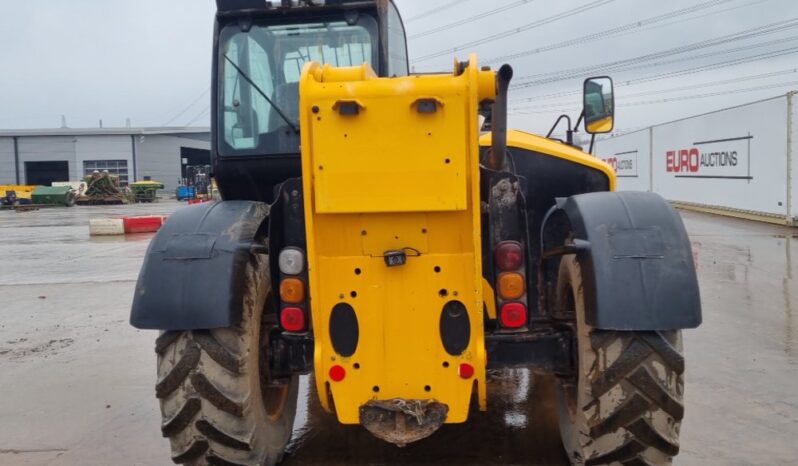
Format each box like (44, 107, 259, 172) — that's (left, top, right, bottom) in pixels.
(0, 137, 16, 184)
(594, 129, 652, 192)
(17, 136, 77, 183)
(136, 134, 210, 192)
(74, 135, 133, 182)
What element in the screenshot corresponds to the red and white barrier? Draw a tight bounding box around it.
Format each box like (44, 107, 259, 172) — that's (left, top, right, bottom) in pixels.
(89, 215, 168, 236)
(123, 215, 167, 234)
(89, 218, 125, 236)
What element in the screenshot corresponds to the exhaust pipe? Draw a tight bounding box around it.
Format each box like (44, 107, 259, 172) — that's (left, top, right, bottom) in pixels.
(488, 64, 514, 170)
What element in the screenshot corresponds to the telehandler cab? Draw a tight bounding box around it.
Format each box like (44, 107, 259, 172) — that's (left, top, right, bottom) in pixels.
(131, 1, 701, 465)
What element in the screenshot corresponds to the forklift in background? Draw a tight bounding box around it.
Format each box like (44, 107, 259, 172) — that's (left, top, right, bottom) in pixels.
(176, 165, 212, 201)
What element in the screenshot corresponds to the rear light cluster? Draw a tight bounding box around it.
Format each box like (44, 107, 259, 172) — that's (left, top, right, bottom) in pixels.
(495, 241, 528, 329)
(278, 247, 308, 332)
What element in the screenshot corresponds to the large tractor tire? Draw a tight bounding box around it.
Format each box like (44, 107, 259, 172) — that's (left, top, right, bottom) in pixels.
(556, 255, 685, 466)
(154, 257, 299, 465)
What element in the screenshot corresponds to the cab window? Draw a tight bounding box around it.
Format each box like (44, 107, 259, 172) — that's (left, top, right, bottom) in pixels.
(218, 15, 378, 155)
(386, 2, 409, 76)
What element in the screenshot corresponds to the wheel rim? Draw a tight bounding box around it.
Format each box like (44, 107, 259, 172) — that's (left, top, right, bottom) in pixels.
(263, 378, 290, 420)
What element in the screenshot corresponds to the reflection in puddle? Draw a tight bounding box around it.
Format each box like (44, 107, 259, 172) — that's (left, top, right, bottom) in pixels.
(283, 369, 568, 465)
(503, 411, 528, 429)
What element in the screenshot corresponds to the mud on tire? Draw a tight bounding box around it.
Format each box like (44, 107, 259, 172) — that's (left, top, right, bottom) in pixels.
(556, 255, 684, 466)
(154, 256, 298, 465)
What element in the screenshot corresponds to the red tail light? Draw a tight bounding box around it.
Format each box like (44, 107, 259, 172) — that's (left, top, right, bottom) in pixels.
(280, 306, 306, 332)
(500, 302, 527, 328)
(458, 363, 475, 379)
(329, 365, 346, 382)
(495, 241, 523, 271)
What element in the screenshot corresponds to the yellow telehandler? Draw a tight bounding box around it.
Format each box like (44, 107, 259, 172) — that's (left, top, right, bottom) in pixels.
(131, 1, 701, 464)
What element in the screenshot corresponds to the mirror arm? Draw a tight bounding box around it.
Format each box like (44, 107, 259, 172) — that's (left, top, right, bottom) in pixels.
(546, 114, 572, 139)
(588, 133, 596, 154)
(574, 110, 585, 133)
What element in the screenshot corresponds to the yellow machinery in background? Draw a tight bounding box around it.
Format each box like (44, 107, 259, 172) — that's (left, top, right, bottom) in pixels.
(0, 185, 35, 204)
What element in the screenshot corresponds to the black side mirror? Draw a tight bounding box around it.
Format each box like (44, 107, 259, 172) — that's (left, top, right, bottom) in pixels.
(583, 76, 614, 134)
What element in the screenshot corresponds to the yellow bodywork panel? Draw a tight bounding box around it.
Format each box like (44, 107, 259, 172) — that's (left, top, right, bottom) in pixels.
(300, 57, 495, 424)
(480, 129, 617, 191)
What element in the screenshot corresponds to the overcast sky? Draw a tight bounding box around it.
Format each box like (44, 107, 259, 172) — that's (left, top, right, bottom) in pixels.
(1, 0, 797, 137)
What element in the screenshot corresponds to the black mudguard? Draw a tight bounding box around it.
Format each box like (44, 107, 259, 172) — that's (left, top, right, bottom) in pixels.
(551, 191, 701, 330)
(130, 200, 269, 330)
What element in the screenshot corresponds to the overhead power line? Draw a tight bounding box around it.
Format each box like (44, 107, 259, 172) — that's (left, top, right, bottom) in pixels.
(484, 0, 732, 64)
(510, 46, 798, 114)
(512, 67, 798, 111)
(403, 0, 477, 23)
(511, 80, 798, 115)
(614, 40, 798, 85)
(409, 0, 536, 40)
(513, 66, 798, 106)
(512, 16, 798, 85)
(162, 86, 210, 126)
(412, 0, 616, 63)
(565, 0, 774, 52)
(620, 80, 798, 107)
(511, 17, 798, 88)
(185, 106, 210, 126)
(616, 68, 798, 100)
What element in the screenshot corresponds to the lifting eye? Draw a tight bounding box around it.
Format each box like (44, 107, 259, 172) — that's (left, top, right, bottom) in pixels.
(412, 97, 444, 114)
(333, 100, 364, 116)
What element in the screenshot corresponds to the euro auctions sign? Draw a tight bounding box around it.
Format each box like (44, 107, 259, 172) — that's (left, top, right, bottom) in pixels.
(664, 134, 753, 180)
(602, 150, 638, 178)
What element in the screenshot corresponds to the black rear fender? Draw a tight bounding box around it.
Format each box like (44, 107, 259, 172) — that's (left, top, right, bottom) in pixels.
(542, 191, 702, 330)
(130, 200, 269, 330)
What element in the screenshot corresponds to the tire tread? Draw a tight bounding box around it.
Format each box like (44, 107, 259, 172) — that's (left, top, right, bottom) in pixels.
(161, 397, 201, 437)
(155, 344, 200, 399)
(585, 330, 684, 465)
(190, 372, 244, 417)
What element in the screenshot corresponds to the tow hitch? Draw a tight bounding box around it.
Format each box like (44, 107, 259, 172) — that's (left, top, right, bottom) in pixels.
(359, 399, 448, 447)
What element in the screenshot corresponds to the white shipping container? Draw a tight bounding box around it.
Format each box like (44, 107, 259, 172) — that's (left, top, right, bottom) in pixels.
(596, 93, 797, 224)
(595, 129, 652, 192)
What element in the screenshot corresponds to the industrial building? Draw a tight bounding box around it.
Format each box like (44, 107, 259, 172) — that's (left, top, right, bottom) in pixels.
(0, 127, 210, 193)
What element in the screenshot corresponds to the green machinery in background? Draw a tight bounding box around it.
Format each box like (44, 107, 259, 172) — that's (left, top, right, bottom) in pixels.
(76, 171, 130, 205)
(30, 186, 76, 207)
(130, 180, 165, 203)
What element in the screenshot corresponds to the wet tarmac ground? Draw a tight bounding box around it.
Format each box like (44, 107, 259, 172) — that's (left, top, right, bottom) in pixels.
(1, 202, 797, 465)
